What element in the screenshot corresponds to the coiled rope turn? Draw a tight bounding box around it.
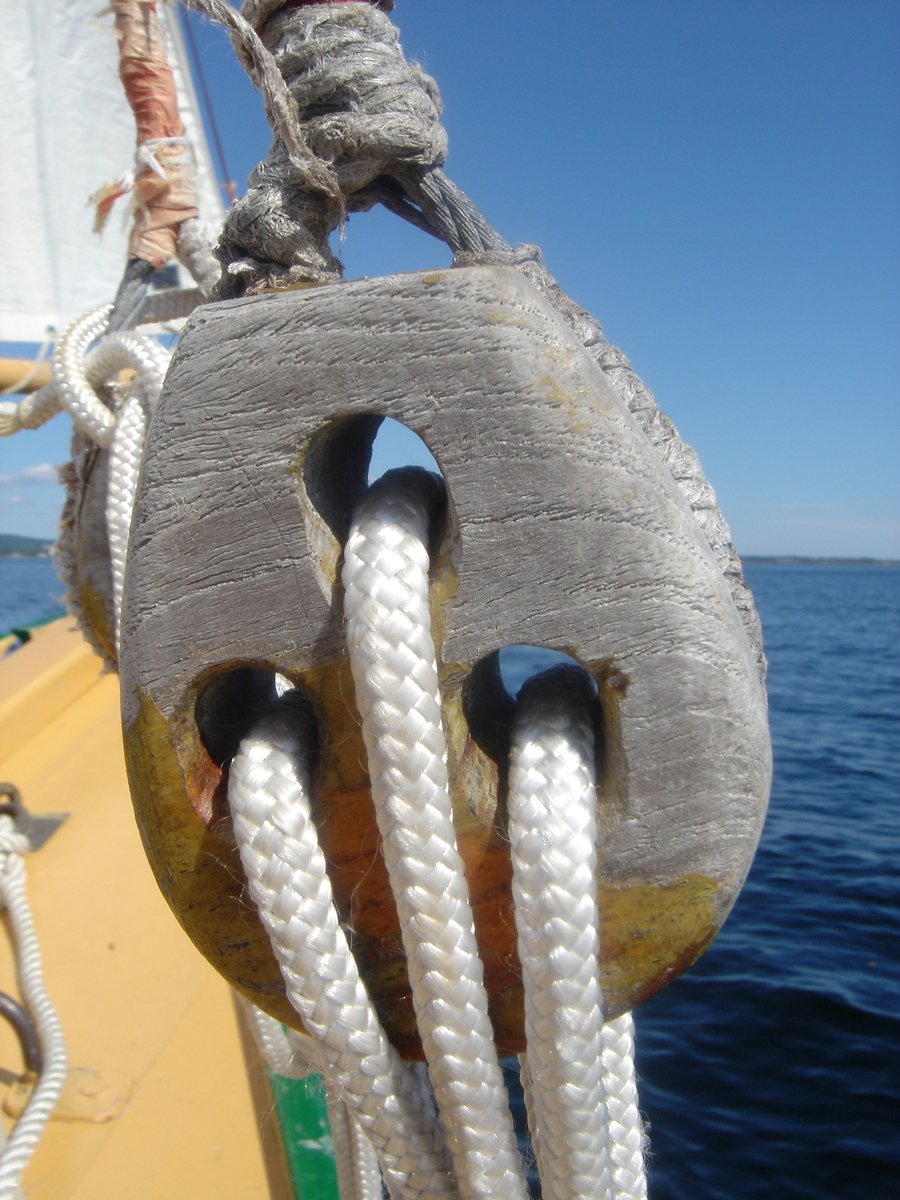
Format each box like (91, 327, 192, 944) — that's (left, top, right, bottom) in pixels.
(229, 470, 648, 1200)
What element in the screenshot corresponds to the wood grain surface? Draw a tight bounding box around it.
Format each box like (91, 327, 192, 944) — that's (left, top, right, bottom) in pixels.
(119, 265, 771, 1055)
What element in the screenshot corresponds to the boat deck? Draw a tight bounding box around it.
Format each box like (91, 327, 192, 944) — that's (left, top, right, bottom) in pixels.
(0, 619, 287, 1198)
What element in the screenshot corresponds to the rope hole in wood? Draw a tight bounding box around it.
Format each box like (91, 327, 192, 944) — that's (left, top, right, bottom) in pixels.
(463, 651, 607, 840)
(300, 413, 445, 534)
(463, 648, 597, 763)
(192, 666, 313, 830)
(190, 414, 454, 835)
(298, 411, 457, 601)
(192, 666, 312, 826)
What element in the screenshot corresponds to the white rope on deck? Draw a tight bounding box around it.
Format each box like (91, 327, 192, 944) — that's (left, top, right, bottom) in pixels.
(0, 817, 67, 1200)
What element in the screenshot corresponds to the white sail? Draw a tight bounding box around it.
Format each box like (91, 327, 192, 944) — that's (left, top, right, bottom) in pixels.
(0, 1, 224, 344)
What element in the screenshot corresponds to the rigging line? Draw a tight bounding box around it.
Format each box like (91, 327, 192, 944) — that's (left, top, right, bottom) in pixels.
(179, 6, 238, 204)
(342, 473, 528, 1200)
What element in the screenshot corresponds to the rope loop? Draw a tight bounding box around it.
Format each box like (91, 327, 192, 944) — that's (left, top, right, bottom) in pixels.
(48, 306, 172, 660)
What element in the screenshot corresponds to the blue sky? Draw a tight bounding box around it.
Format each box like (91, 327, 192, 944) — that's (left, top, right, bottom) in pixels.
(2, 0, 898, 557)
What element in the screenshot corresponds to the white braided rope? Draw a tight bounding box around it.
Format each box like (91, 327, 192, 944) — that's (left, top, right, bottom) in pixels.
(508, 674, 611, 1200)
(228, 700, 456, 1200)
(52, 307, 117, 447)
(243, 999, 385, 1199)
(51, 306, 169, 446)
(0, 818, 67, 1199)
(327, 1091, 358, 1198)
(107, 395, 148, 656)
(347, 1106, 386, 1200)
(0, 388, 61, 437)
(1, 320, 167, 441)
(600, 1013, 648, 1200)
(342, 476, 527, 1200)
(94, 331, 170, 649)
(243, 999, 321, 1080)
(47, 307, 171, 651)
(326, 1090, 386, 1200)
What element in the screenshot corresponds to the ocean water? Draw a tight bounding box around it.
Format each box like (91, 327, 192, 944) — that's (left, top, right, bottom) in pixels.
(635, 564, 900, 1199)
(1, 557, 897, 1197)
(0, 556, 65, 635)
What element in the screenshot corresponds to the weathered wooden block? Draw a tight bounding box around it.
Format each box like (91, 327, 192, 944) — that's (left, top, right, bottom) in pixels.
(119, 265, 770, 1057)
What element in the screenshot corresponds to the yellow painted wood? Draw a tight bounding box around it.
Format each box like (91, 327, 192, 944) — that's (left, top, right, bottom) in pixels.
(0, 620, 285, 1198)
(0, 358, 52, 393)
(0, 621, 99, 759)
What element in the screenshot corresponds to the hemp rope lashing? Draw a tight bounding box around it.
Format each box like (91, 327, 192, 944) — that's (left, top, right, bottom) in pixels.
(180, 0, 507, 294)
(228, 471, 649, 1200)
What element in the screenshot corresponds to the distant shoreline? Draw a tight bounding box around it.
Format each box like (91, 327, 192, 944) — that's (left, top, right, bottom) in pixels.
(742, 555, 900, 568)
(0, 534, 53, 558)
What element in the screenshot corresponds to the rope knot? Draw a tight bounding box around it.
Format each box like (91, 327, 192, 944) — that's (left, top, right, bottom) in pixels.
(263, 5, 446, 174)
(216, 3, 451, 293)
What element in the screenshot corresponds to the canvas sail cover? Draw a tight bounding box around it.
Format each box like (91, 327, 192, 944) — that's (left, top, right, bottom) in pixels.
(0, 1, 224, 343)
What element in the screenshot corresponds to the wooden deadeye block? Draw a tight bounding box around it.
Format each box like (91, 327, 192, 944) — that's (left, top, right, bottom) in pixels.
(119, 265, 771, 1057)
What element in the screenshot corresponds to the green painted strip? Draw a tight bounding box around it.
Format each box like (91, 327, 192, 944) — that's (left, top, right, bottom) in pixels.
(267, 1068, 340, 1200)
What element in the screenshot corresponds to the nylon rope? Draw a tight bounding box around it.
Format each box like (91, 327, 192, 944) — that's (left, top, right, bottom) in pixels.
(341, 476, 528, 1200)
(50, 306, 171, 657)
(510, 674, 647, 1200)
(509, 673, 612, 1199)
(243, 1002, 385, 1200)
(230, 471, 648, 1198)
(0, 818, 67, 1200)
(227, 696, 456, 1200)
